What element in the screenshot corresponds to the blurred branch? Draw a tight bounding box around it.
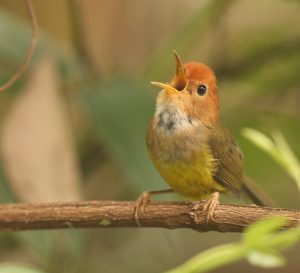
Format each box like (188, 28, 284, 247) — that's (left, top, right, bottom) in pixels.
(0, 0, 38, 92)
(66, 0, 85, 57)
(217, 36, 300, 79)
(0, 201, 298, 232)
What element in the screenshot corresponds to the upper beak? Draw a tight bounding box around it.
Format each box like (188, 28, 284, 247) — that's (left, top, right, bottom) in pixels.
(172, 50, 187, 91)
(150, 50, 187, 94)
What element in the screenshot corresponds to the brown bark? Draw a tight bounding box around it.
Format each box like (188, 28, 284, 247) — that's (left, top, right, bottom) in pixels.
(0, 201, 298, 232)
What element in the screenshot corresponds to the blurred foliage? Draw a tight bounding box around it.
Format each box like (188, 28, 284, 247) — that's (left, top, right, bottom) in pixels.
(0, 167, 15, 203)
(242, 128, 300, 193)
(0, 0, 299, 273)
(165, 218, 300, 273)
(165, 127, 300, 273)
(0, 264, 45, 273)
(80, 79, 164, 194)
(144, 0, 235, 78)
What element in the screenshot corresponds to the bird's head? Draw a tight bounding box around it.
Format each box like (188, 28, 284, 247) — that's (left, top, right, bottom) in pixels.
(152, 51, 219, 126)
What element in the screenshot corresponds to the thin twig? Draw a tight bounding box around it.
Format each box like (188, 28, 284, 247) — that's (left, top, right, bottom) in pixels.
(0, 201, 298, 232)
(0, 0, 38, 92)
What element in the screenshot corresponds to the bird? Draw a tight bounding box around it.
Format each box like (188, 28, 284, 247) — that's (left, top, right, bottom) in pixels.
(133, 51, 274, 226)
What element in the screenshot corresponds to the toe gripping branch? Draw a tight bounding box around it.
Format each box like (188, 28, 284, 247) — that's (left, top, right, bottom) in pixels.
(190, 192, 220, 227)
(134, 190, 220, 227)
(133, 189, 173, 226)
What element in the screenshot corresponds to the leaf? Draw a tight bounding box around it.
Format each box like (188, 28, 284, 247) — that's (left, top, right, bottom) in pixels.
(164, 243, 247, 273)
(0, 264, 46, 273)
(0, 57, 82, 202)
(266, 225, 300, 249)
(164, 218, 300, 273)
(243, 217, 286, 246)
(272, 131, 300, 187)
(241, 128, 279, 160)
(247, 250, 285, 268)
(242, 128, 300, 193)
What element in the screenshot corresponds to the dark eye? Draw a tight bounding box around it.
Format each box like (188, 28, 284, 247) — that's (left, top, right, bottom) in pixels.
(197, 84, 207, 96)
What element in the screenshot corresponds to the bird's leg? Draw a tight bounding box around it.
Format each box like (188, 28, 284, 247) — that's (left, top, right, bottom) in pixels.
(133, 189, 173, 226)
(203, 192, 219, 223)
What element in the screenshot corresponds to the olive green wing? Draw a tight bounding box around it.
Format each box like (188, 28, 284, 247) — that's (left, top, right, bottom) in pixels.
(208, 125, 244, 195)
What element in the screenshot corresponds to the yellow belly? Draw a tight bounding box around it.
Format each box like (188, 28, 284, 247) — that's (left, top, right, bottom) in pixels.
(146, 114, 226, 200)
(151, 148, 226, 200)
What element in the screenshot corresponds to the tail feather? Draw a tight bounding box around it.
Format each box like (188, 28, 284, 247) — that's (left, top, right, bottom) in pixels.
(242, 176, 275, 207)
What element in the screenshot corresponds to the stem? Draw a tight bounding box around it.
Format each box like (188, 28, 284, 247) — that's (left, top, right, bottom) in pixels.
(0, 201, 298, 232)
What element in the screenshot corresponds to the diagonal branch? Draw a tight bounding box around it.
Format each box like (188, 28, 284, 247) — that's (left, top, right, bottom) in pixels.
(0, 0, 38, 92)
(0, 201, 299, 232)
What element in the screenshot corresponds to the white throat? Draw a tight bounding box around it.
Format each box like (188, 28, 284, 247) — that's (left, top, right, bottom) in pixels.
(154, 103, 197, 133)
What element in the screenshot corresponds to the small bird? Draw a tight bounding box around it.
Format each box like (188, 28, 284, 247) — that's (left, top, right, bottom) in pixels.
(134, 51, 274, 225)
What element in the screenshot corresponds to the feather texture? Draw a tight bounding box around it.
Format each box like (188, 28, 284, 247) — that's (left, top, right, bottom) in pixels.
(147, 54, 274, 206)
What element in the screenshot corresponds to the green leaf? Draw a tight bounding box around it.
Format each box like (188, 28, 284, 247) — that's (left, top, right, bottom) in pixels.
(247, 250, 285, 268)
(0, 264, 46, 273)
(164, 243, 247, 273)
(164, 218, 300, 273)
(243, 217, 286, 246)
(266, 226, 300, 249)
(242, 128, 300, 193)
(241, 128, 279, 160)
(272, 131, 300, 188)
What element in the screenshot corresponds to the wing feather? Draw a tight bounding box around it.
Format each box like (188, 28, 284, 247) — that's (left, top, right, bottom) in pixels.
(208, 125, 243, 195)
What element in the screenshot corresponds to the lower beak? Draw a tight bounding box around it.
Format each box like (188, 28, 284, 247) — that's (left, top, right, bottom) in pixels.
(150, 81, 178, 94)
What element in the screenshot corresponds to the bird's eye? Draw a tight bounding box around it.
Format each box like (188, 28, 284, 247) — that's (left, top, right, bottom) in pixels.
(196, 84, 207, 96)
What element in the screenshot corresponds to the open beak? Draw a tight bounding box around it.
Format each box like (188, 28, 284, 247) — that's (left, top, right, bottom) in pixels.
(150, 50, 187, 94)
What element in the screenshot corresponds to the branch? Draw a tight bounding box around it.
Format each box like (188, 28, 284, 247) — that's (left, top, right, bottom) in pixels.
(0, 0, 38, 92)
(0, 201, 299, 232)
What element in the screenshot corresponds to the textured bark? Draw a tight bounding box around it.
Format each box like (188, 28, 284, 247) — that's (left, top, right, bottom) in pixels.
(0, 201, 298, 232)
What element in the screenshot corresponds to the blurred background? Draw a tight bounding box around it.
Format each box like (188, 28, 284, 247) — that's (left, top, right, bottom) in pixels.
(0, 0, 299, 272)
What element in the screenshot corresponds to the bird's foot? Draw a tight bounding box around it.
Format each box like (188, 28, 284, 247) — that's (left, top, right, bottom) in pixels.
(133, 191, 151, 227)
(133, 189, 173, 226)
(203, 192, 219, 224)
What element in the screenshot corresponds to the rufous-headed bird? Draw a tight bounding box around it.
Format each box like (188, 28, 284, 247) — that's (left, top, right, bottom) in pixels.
(134, 51, 274, 226)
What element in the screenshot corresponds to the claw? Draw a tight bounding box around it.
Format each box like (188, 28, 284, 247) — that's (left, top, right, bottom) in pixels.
(133, 189, 173, 226)
(203, 192, 219, 224)
(133, 191, 151, 227)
